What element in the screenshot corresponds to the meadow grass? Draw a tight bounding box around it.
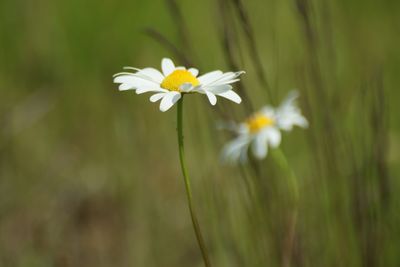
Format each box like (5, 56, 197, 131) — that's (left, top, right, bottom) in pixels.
(0, 0, 399, 266)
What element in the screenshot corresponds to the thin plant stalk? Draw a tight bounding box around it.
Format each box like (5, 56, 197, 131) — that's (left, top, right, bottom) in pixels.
(177, 97, 212, 267)
(272, 148, 299, 267)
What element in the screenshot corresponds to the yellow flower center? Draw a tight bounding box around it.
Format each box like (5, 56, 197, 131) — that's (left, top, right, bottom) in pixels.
(160, 70, 200, 92)
(246, 113, 275, 133)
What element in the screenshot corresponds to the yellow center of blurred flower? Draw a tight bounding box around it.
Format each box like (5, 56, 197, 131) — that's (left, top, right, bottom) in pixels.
(161, 70, 200, 92)
(246, 113, 274, 133)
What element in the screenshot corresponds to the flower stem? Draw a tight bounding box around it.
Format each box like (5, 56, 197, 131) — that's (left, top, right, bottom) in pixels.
(177, 97, 212, 267)
(272, 148, 299, 267)
(273, 148, 299, 203)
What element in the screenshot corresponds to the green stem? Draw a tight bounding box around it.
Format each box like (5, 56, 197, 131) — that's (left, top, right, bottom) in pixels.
(177, 97, 212, 267)
(273, 148, 299, 204)
(272, 148, 299, 267)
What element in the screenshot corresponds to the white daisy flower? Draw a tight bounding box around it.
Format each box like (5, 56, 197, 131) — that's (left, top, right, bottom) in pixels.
(222, 91, 308, 163)
(113, 58, 244, 112)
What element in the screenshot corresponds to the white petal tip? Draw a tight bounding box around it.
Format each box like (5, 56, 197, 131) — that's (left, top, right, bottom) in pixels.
(159, 106, 173, 112)
(159, 105, 168, 112)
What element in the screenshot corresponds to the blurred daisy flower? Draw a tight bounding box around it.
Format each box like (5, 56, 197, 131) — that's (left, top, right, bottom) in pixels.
(222, 91, 308, 163)
(113, 58, 244, 112)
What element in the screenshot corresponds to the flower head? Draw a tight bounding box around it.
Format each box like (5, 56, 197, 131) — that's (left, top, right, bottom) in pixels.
(221, 91, 308, 163)
(114, 58, 244, 112)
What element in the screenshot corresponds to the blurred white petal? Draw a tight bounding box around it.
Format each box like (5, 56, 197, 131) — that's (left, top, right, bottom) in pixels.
(276, 90, 308, 131)
(222, 135, 251, 163)
(260, 106, 276, 118)
(265, 127, 281, 148)
(252, 131, 269, 159)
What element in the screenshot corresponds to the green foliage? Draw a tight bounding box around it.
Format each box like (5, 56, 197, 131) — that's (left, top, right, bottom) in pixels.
(0, 0, 399, 266)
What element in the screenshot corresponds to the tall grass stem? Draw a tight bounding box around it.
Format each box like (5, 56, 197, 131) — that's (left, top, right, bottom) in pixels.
(272, 148, 299, 267)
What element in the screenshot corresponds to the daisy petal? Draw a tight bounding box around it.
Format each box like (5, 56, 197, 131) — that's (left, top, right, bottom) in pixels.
(204, 71, 245, 86)
(180, 83, 193, 92)
(188, 68, 199, 77)
(281, 90, 299, 108)
(190, 85, 203, 93)
(136, 87, 167, 94)
(294, 116, 309, 128)
(161, 58, 175, 76)
(278, 115, 308, 131)
(260, 106, 275, 118)
(119, 83, 135, 91)
(265, 127, 281, 148)
(139, 68, 164, 83)
(114, 75, 135, 84)
(159, 92, 181, 112)
(150, 93, 166, 102)
(276, 90, 308, 131)
(205, 91, 217, 105)
(113, 75, 141, 89)
(222, 135, 251, 163)
(217, 90, 242, 104)
(114, 75, 158, 90)
(205, 84, 232, 94)
(215, 78, 240, 85)
(252, 131, 269, 159)
(198, 71, 223, 85)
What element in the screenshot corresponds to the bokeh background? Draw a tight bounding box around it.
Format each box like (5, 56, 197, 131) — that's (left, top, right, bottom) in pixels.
(1, 0, 399, 266)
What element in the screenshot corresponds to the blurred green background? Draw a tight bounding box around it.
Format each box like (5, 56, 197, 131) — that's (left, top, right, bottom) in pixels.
(1, 0, 399, 266)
